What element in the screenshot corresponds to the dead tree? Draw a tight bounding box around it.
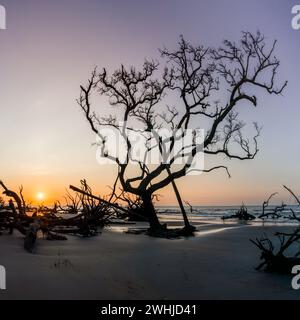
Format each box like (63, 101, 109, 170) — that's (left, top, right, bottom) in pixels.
(257, 187, 300, 221)
(251, 228, 300, 273)
(78, 31, 286, 234)
(258, 192, 278, 218)
(258, 192, 286, 219)
(222, 204, 255, 220)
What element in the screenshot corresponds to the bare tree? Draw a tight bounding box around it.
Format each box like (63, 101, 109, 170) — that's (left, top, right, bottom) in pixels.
(259, 192, 278, 218)
(258, 192, 287, 219)
(78, 31, 286, 233)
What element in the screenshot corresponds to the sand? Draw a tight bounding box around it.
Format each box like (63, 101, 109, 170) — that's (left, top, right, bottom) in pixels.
(0, 219, 300, 300)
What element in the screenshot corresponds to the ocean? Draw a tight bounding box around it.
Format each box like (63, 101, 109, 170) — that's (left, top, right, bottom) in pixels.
(156, 205, 300, 226)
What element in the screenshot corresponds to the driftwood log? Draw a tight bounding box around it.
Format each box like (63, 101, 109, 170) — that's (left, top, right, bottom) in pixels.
(0, 180, 131, 253)
(258, 192, 286, 219)
(251, 228, 300, 273)
(222, 205, 255, 221)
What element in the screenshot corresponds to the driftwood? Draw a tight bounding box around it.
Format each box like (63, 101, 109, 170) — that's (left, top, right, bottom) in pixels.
(251, 228, 300, 273)
(69, 184, 128, 215)
(258, 193, 277, 219)
(0, 180, 127, 253)
(250, 186, 300, 273)
(258, 203, 286, 219)
(258, 192, 286, 219)
(221, 187, 300, 223)
(222, 205, 255, 221)
(0, 181, 25, 216)
(257, 187, 300, 221)
(56, 189, 81, 214)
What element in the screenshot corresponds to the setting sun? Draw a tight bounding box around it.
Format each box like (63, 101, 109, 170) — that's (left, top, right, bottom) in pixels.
(36, 192, 45, 201)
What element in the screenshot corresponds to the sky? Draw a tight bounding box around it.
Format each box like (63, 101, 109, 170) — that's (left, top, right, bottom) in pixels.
(0, 0, 300, 205)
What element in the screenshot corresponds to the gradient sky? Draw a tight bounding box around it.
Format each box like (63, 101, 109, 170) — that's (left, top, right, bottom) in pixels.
(0, 0, 300, 205)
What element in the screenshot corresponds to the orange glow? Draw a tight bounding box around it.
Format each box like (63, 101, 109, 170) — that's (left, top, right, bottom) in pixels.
(36, 192, 45, 201)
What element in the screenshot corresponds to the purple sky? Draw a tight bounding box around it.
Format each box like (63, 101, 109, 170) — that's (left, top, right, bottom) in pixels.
(0, 0, 299, 205)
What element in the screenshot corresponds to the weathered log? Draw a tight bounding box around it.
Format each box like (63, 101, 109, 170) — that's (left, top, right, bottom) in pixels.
(251, 228, 300, 273)
(222, 205, 255, 221)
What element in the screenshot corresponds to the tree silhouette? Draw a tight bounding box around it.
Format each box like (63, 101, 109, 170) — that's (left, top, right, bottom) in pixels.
(78, 31, 286, 232)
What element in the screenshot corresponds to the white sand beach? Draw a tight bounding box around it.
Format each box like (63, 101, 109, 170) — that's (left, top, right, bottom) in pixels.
(0, 218, 299, 300)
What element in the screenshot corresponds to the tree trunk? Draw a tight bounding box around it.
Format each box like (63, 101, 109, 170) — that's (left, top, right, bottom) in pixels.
(166, 167, 195, 231)
(141, 193, 161, 230)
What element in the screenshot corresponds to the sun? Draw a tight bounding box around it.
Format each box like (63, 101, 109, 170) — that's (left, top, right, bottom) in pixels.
(36, 192, 45, 201)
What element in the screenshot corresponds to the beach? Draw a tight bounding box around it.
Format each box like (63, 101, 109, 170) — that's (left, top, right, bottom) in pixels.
(0, 217, 299, 300)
